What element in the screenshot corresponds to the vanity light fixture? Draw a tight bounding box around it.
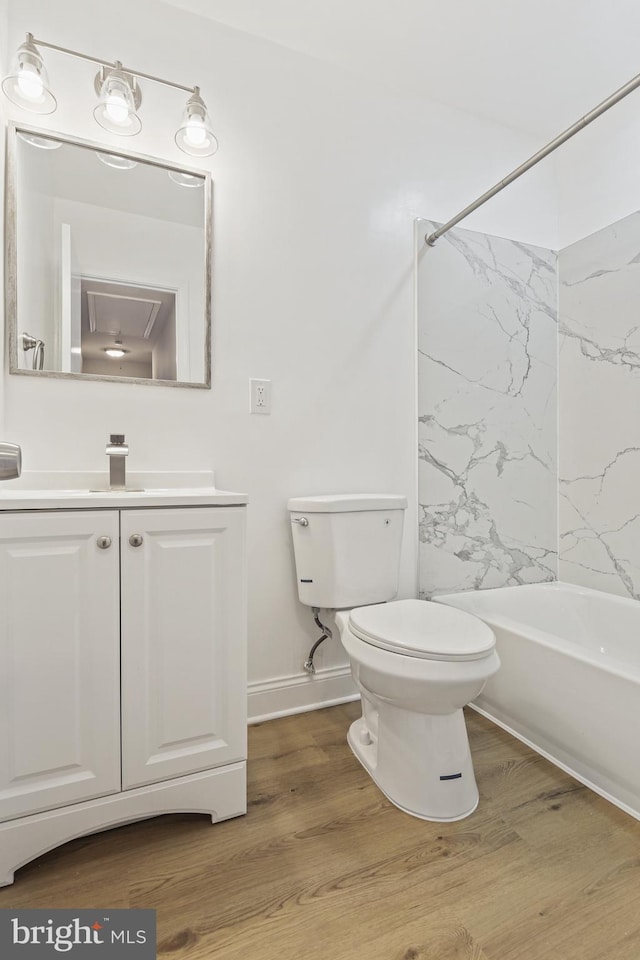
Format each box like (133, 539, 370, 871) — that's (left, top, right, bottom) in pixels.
(174, 89, 218, 158)
(2, 33, 219, 157)
(1, 35, 56, 114)
(93, 64, 142, 136)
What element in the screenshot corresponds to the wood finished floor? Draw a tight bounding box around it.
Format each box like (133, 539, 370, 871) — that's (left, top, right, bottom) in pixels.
(1, 703, 639, 959)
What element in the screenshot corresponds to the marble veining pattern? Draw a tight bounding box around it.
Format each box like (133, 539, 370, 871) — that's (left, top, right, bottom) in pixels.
(417, 220, 558, 597)
(559, 211, 640, 598)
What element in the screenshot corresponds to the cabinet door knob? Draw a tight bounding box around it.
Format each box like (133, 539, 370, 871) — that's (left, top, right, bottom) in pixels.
(129, 534, 144, 547)
(97, 536, 112, 549)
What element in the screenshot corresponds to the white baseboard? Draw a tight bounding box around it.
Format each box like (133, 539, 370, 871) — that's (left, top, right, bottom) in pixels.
(248, 665, 359, 724)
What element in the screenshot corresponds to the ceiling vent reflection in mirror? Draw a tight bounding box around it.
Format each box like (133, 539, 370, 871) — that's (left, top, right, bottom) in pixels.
(1, 33, 218, 157)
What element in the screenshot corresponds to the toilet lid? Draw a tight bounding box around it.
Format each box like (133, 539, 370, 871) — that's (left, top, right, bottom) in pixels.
(348, 599, 496, 661)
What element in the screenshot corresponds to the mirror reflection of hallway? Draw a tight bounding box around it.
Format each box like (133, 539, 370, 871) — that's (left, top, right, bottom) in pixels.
(78, 277, 177, 380)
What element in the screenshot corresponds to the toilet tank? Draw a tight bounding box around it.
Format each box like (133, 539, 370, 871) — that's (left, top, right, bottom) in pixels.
(287, 494, 407, 609)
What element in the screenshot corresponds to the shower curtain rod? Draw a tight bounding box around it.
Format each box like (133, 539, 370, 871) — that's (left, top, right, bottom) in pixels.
(425, 68, 640, 246)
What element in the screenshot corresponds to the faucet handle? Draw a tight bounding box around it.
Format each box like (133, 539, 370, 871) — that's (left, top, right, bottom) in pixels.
(106, 434, 128, 458)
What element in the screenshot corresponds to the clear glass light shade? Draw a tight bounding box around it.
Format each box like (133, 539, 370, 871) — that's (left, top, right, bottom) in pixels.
(1, 38, 57, 114)
(168, 169, 203, 188)
(18, 131, 62, 150)
(96, 151, 138, 170)
(93, 69, 141, 136)
(175, 90, 218, 157)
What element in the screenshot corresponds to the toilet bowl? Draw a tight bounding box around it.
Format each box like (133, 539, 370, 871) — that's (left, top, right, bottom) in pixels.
(287, 494, 500, 822)
(336, 599, 499, 821)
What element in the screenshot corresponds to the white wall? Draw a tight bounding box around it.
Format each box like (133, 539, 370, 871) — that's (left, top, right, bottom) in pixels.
(1, 0, 559, 719)
(0, 0, 9, 432)
(558, 92, 640, 248)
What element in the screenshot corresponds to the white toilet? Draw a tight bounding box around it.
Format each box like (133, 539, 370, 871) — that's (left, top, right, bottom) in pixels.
(288, 493, 500, 821)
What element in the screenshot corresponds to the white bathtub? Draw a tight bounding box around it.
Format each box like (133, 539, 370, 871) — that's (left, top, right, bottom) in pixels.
(435, 581, 640, 820)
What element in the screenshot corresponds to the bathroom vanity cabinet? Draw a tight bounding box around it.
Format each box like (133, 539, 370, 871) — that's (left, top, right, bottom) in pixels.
(0, 490, 247, 886)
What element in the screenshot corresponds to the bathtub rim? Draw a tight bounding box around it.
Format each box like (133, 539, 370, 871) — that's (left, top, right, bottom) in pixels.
(434, 581, 640, 682)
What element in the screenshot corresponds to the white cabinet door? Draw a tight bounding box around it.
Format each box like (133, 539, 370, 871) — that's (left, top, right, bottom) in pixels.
(0, 511, 121, 821)
(120, 508, 247, 789)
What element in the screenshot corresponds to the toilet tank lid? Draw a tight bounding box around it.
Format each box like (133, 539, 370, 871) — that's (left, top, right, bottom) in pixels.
(287, 494, 408, 513)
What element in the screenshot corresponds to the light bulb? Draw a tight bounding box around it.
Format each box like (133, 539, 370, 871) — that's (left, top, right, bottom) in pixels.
(105, 94, 129, 125)
(185, 119, 207, 146)
(17, 65, 43, 100)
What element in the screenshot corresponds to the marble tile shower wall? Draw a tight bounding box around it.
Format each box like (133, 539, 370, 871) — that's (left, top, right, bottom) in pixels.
(559, 211, 640, 599)
(417, 221, 558, 597)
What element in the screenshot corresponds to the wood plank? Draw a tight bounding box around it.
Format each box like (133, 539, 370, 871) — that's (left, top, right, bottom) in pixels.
(0, 704, 638, 960)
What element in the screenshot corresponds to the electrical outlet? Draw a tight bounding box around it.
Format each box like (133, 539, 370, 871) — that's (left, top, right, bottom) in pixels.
(250, 378, 271, 414)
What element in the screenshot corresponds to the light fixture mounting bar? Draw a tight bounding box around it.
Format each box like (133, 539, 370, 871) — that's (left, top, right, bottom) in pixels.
(29, 34, 196, 94)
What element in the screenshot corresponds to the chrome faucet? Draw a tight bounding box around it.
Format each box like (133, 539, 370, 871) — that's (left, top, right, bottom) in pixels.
(106, 434, 128, 491)
(0, 442, 21, 481)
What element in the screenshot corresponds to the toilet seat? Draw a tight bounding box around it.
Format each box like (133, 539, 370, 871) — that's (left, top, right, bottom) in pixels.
(348, 598, 495, 661)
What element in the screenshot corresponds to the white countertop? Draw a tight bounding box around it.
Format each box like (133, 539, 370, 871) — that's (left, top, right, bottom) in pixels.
(0, 488, 248, 511)
(0, 472, 248, 511)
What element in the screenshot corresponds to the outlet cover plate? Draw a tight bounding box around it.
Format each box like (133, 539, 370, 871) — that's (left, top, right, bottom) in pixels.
(250, 378, 271, 414)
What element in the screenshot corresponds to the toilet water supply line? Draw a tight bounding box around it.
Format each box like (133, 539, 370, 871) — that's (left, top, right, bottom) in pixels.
(303, 608, 333, 674)
(425, 65, 640, 246)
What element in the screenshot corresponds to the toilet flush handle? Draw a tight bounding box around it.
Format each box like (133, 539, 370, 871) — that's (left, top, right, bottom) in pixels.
(292, 516, 309, 527)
